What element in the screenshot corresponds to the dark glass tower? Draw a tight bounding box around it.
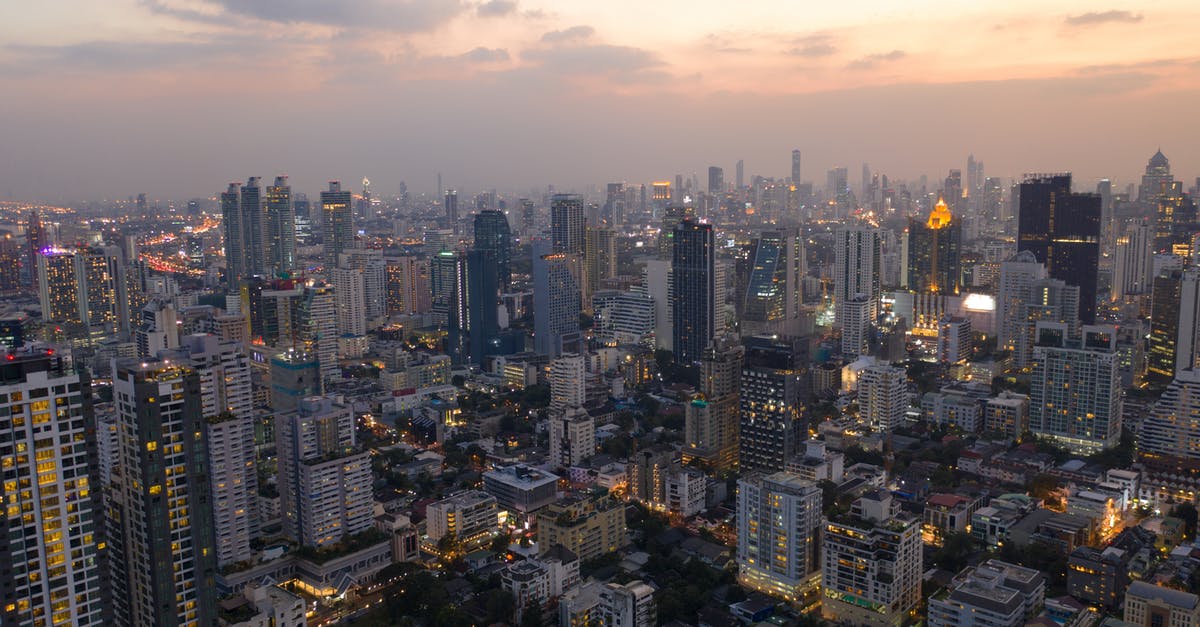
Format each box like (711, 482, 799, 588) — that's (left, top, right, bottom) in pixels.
(741, 228, 804, 336)
(221, 183, 244, 283)
(1018, 174, 1101, 324)
(473, 209, 512, 291)
(551, 194, 586, 255)
(265, 175, 296, 277)
(466, 248, 500, 364)
(738, 335, 808, 473)
(321, 181, 354, 270)
(672, 218, 715, 364)
(906, 195, 962, 294)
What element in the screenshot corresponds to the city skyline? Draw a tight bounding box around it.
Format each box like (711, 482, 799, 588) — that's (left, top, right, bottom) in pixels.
(2, 1, 1200, 200)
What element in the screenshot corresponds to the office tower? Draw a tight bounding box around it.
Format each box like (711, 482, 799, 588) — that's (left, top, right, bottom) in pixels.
(584, 225, 616, 301)
(739, 335, 807, 472)
(684, 336, 743, 470)
(658, 204, 695, 260)
(162, 334, 256, 567)
(1018, 174, 1101, 323)
(1149, 270, 1184, 381)
(473, 209, 512, 290)
(466, 248, 500, 364)
(1112, 220, 1155, 299)
(270, 350, 321, 413)
(1138, 149, 1173, 204)
(321, 181, 354, 269)
(0, 231, 20, 291)
(592, 290, 655, 346)
(907, 195, 962, 294)
(298, 283, 338, 387)
(221, 183, 245, 281)
(385, 254, 431, 316)
(331, 266, 367, 338)
(1139, 368, 1200, 467)
(549, 352, 586, 415)
(1030, 324, 1122, 452)
(264, 175, 295, 276)
(0, 350, 104, 627)
(549, 406, 595, 469)
(859, 363, 908, 433)
(533, 243, 582, 358)
(520, 198, 536, 234)
(1126, 584, 1200, 627)
(276, 396, 372, 547)
(822, 491, 923, 627)
(642, 259, 674, 352)
(928, 560, 1045, 627)
(671, 219, 715, 364)
(982, 176, 1004, 222)
(841, 294, 872, 356)
(551, 193, 586, 255)
(425, 491, 499, 546)
(1008, 277, 1082, 369)
(239, 177, 266, 276)
(791, 149, 801, 183)
(430, 249, 462, 328)
(293, 192, 310, 220)
(833, 226, 882, 326)
(107, 359, 217, 627)
(736, 472, 822, 604)
(1179, 270, 1200, 373)
(708, 166, 724, 195)
(444, 189, 459, 234)
(24, 210, 46, 289)
(742, 228, 806, 337)
(651, 181, 671, 210)
(338, 248, 387, 322)
(603, 183, 626, 226)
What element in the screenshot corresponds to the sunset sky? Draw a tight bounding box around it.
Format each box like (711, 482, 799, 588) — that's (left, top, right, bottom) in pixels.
(2, 0, 1198, 201)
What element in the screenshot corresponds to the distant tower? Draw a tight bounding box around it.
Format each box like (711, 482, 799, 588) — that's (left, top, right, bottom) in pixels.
(533, 241, 582, 358)
(321, 181, 354, 270)
(551, 194, 586, 255)
(671, 218, 715, 364)
(906, 195, 962, 295)
(240, 177, 265, 275)
(791, 150, 801, 184)
(708, 167, 724, 195)
(444, 189, 459, 235)
(24, 210, 45, 289)
(474, 209, 512, 290)
(736, 160, 745, 190)
(833, 226, 881, 327)
(265, 175, 295, 276)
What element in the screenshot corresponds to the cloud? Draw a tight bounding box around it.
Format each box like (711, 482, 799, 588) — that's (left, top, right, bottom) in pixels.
(786, 34, 838, 58)
(1064, 10, 1143, 27)
(540, 25, 595, 44)
(461, 46, 509, 62)
(520, 42, 664, 82)
(196, 0, 465, 31)
(476, 0, 516, 17)
(1, 37, 270, 73)
(847, 49, 906, 70)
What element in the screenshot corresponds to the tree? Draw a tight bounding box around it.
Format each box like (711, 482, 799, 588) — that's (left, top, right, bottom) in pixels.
(932, 532, 976, 573)
(520, 601, 544, 627)
(484, 589, 517, 625)
(1170, 503, 1198, 540)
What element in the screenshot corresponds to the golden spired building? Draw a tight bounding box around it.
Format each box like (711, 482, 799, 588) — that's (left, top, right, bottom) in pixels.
(907, 195, 962, 336)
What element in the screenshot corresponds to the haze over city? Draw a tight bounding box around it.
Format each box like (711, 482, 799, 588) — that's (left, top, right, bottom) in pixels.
(3, 0, 1200, 200)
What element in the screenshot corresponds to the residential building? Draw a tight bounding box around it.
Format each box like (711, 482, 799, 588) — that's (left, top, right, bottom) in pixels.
(425, 491, 499, 549)
(736, 472, 823, 605)
(1124, 582, 1200, 627)
(537, 496, 626, 562)
(928, 560, 1045, 627)
(599, 581, 656, 627)
(859, 364, 908, 433)
(1030, 324, 1123, 453)
(739, 335, 807, 472)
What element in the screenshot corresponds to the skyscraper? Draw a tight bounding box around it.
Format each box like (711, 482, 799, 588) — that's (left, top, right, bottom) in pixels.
(707, 166, 724, 195)
(737, 472, 822, 604)
(265, 175, 296, 277)
(466, 248, 500, 364)
(24, 209, 46, 289)
(684, 336, 743, 470)
(107, 359, 217, 627)
(1138, 149, 1173, 204)
(1139, 368, 1200, 469)
(551, 193, 586, 255)
(240, 177, 266, 276)
(321, 181, 353, 270)
(298, 282, 338, 388)
(331, 266, 367, 337)
(385, 254, 431, 316)
(739, 335, 807, 472)
(1017, 174, 1101, 323)
(658, 204, 695, 260)
(907, 195, 962, 294)
(833, 226, 881, 326)
(736, 160, 745, 190)
(533, 242, 582, 358)
(221, 182, 245, 282)
(444, 189, 459, 234)
(1030, 324, 1123, 453)
(1112, 219, 1154, 300)
(0, 349, 105, 627)
(0, 231, 21, 291)
(741, 227, 806, 337)
(604, 183, 626, 226)
(37, 246, 122, 337)
(791, 149, 801, 184)
(584, 225, 617, 302)
(859, 363, 908, 433)
(473, 209, 512, 291)
(671, 218, 715, 364)
(1149, 270, 1184, 382)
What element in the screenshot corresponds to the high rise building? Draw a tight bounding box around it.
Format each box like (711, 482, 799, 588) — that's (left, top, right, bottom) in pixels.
(269, 350, 322, 413)
(520, 198, 536, 235)
(584, 226, 617, 303)
(240, 178, 266, 277)
(321, 181, 354, 270)
(0, 231, 21, 291)
(465, 248, 500, 364)
(1030, 324, 1123, 453)
(708, 166, 724, 195)
(671, 218, 715, 364)
(444, 189, 459, 234)
(533, 243, 582, 358)
(37, 247, 122, 337)
(859, 364, 908, 433)
(1112, 219, 1155, 299)
(551, 194, 586, 255)
(298, 283, 338, 388)
(1138, 149, 1173, 204)
(1139, 368, 1200, 468)
(331, 266, 368, 337)
(162, 334, 257, 567)
(1017, 174, 1101, 323)
(264, 176, 295, 277)
(906, 195, 962, 294)
(1149, 270, 1184, 381)
(736, 472, 822, 604)
(385, 254, 431, 316)
(739, 335, 807, 472)
(430, 249, 462, 329)
(791, 149, 802, 184)
(338, 248, 387, 322)
(822, 491, 923, 627)
(25, 210, 46, 290)
(276, 396, 373, 547)
(107, 359, 217, 627)
(742, 228, 806, 337)
(549, 352, 586, 415)
(473, 209, 512, 291)
(548, 406, 595, 469)
(684, 336, 744, 470)
(0, 349, 105, 627)
(658, 204, 695, 260)
(834, 226, 881, 326)
(222, 183, 246, 282)
(841, 294, 872, 356)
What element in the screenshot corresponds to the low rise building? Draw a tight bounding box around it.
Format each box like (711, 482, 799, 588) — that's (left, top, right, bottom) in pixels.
(1124, 582, 1200, 627)
(537, 495, 627, 562)
(928, 560, 1045, 627)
